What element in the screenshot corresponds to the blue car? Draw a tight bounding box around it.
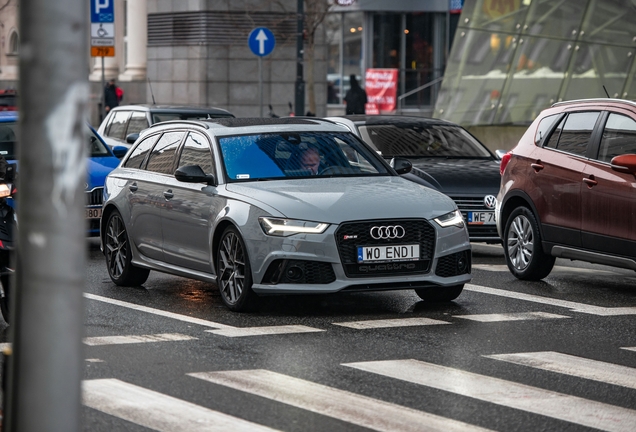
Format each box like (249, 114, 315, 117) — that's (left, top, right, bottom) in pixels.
(0, 112, 126, 236)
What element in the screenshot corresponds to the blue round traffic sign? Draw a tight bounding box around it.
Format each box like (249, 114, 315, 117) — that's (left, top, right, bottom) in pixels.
(248, 27, 276, 57)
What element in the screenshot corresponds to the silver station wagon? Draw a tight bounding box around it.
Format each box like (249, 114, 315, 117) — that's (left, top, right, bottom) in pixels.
(101, 118, 472, 311)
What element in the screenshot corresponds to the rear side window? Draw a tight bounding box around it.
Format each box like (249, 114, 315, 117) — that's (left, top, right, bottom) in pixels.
(534, 114, 560, 145)
(597, 113, 636, 163)
(145, 131, 185, 174)
(178, 132, 214, 175)
(544, 112, 599, 157)
(126, 112, 149, 135)
(123, 134, 159, 168)
(106, 111, 130, 140)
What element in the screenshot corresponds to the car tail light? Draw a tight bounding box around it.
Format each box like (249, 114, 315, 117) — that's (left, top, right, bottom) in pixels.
(500, 151, 512, 175)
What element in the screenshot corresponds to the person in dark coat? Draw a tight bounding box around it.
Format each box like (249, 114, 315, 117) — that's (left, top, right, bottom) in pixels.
(343, 75, 367, 115)
(104, 79, 119, 113)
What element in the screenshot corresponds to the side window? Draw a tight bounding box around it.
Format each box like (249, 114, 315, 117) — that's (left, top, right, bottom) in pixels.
(178, 132, 214, 175)
(597, 113, 636, 163)
(544, 116, 564, 149)
(534, 114, 560, 145)
(126, 112, 150, 135)
(106, 111, 131, 140)
(145, 131, 185, 175)
(545, 112, 599, 156)
(123, 134, 159, 168)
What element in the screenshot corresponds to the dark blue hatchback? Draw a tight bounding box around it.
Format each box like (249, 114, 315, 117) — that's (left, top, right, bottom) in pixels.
(0, 113, 123, 236)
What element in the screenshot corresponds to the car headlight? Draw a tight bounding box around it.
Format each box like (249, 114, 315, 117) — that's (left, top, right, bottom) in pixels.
(434, 210, 464, 228)
(259, 217, 329, 237)
(0, 184, 11, 198)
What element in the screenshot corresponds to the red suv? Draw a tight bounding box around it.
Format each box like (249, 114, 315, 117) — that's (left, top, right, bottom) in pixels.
(497, 98, 636, 280)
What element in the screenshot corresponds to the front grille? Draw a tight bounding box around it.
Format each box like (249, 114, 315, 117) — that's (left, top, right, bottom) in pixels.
(86, 187, 103, 206)
(453, 196, 489, 210)
(453, 196, 500, 240)
(335, 219, 436, 277)
(262, 260, 336, 285)
(435, 250, 471, 278)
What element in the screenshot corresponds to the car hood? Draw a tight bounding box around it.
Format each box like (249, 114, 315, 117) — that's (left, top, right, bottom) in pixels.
(87, 156, 120, 190)
(405, 158, 501, 195)
(225, 176, 456, 223)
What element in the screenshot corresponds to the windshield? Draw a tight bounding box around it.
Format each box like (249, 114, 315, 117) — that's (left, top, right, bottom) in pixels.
(219, 132, 391, 181)
(358, 124, 492, 158)
(0, 121, 112, 160)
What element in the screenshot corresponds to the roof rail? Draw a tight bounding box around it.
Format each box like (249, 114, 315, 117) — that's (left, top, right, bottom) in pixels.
(551, 98, 636, 108)
(149, 119, 210, 129)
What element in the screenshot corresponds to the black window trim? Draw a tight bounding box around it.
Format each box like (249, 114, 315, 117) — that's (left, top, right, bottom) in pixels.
(143, 129, 188, 175)
(175, 129, 216, 178)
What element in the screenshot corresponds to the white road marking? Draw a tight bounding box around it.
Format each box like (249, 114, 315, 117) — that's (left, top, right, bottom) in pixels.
(83, 378, 278, 432)
(333, 317, 450, 329)
(465, 284, 636, 316)
(189, 369, 492, 432)
(84, 333, 197, 346)
(206, 325, 324, 337)
(84, 293, 234, 329)
(485, 351, 636, 389)
(453, 312, 570, 322)
(344, 359, 636, 432)
(621, 347, 636, 352)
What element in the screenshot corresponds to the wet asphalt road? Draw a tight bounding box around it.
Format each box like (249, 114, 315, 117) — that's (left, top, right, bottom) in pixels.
(4, 240, 636, 431)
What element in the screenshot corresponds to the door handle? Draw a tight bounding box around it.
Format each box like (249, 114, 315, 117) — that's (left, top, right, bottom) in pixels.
(583, 177, 597, 188)
(531, 162, 544, 172)
(128, 182, 138, 192)
(163, 189, 174, 200)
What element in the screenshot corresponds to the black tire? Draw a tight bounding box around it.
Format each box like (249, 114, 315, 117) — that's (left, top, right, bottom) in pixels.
(104, 210, 149, 286)
(0, 273, 9, 324)
(415, 284, 464, 302)
(216, 226, 258, 312)
(503, 206, 555, 280)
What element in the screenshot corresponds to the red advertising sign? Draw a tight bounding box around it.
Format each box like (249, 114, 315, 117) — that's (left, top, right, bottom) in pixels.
(365, 68, 398, 113)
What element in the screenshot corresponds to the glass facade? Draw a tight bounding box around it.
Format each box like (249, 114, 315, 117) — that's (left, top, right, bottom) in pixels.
(434, 0, 636, 126)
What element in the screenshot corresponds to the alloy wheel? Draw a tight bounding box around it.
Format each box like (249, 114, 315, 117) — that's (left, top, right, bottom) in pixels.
(218, 231, 246, 304)
(507, 214, 534, 271)
(105, 213, 128, 279)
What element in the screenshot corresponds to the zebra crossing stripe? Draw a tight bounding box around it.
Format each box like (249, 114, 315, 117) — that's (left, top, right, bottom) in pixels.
(83, 378, 278, 432)
(333, 317, 450, 329)
(465, 284, 636, 316)
(453, 312, 570, 322)
(206, 325, 324, 337)
(83, 333, 197, 346)
(344, 359, 636, 432)
(189, 369, 492, 432)
(485, 351, 636, 390)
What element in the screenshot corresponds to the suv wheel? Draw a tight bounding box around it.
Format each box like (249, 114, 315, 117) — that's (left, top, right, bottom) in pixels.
(504, 207, 555, 280)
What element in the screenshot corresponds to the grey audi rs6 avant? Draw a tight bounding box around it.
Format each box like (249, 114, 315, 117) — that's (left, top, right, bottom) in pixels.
(101, 118, 471, 311)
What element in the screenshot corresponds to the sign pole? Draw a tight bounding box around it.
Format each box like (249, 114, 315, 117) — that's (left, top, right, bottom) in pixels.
(259, 56, 263, 117)
(101, 55, 106, 121)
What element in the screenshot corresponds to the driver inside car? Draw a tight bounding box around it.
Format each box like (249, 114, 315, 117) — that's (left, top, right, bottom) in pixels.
(299, 146, 321, 175)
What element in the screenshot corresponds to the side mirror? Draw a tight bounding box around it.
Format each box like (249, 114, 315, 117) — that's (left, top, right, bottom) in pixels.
(112, 146, 128, 159)
(126, 133, 139, 144)
(610, 154, 636, 174)
(174, 165, 216, 186)
(390, 157, 412, 175)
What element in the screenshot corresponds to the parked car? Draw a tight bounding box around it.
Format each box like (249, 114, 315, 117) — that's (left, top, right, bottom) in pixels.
(0, 112, 124, 236)
(325, 115, 503, 243)
(97, 104, 235, 151)
(101, 117, 472, 311)
(497, 98, 636, 280)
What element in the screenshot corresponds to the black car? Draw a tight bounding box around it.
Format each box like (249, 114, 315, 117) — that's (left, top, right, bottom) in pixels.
(326, 115, 502, 243)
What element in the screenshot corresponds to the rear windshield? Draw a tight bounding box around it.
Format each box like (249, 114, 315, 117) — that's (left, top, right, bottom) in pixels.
(152, 112, 233, 123)
(358, 124, 491, 158)
(0, 121, 112, 160)
(219, 131, 391, 181)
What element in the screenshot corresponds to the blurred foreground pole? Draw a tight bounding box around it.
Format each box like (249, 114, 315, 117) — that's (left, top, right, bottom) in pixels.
(294, 0, 305, 116)
(5, 0, 88, 430)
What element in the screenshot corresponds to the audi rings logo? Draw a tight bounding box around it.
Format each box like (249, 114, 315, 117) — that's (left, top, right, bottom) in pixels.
(370, 225, 405, 240)
(484, 195, 497, 210)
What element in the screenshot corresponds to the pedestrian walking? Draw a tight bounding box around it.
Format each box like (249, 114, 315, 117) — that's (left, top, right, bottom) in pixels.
(343, 75, 367, 115)
(104, 78, 119, 113)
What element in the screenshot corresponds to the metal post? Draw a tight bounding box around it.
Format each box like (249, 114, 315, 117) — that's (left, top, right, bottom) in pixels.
(6, 0, 88, 430)
(294, 0, 305, 116)
(101, 56, 106, 121)
(259, 56, 263, 117)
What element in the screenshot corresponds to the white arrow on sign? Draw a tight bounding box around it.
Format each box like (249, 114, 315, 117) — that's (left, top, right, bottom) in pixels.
(256, 29, 268, 55)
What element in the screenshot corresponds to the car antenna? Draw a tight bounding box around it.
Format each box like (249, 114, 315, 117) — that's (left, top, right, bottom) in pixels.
(603, 85, 611, 98)
(147, 77, 157, 105)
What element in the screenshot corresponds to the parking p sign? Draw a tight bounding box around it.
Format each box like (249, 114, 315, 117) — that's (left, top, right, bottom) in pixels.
(91, 0, 114, 23)
(90, 0, 115, 57)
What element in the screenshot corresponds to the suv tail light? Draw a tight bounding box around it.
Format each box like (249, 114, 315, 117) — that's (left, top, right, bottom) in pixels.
(500, 151, 512, 175)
